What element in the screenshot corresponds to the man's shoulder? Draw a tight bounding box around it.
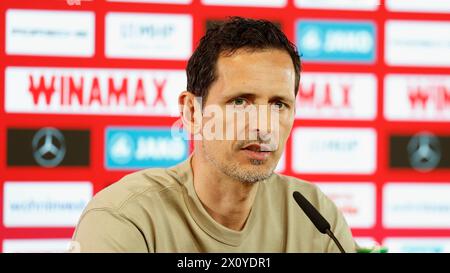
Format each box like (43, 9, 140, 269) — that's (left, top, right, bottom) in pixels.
(84, 166, 183, 212)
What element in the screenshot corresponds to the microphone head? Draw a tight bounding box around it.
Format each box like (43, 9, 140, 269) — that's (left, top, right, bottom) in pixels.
(293, 191, 331, 234)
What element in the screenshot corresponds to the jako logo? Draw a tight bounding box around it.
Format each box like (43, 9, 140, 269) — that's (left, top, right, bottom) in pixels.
(105, 127, 189, 170)
(296, 20, 375, 63)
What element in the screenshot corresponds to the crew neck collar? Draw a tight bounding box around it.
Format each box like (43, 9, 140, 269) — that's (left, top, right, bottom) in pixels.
(169, 153, 266, 247)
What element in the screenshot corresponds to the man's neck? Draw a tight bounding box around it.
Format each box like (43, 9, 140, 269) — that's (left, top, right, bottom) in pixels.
(191, 152, 259, 231)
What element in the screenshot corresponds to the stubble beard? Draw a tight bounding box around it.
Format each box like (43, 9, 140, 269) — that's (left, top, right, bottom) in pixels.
(201, 141, 275, 184)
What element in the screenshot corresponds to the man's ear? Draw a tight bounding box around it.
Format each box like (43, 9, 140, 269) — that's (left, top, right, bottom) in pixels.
(178, 91, 202, 136)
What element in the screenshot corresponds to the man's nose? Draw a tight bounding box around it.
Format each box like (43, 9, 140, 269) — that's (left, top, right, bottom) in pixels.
(248, 105, 279, 141)
(256, 128, 272, 143)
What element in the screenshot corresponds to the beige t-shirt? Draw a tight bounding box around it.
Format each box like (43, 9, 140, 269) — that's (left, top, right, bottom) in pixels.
(72, 154, 356, 253)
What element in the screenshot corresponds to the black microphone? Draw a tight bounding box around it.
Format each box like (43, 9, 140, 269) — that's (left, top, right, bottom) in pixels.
(292, 191, 346, 253)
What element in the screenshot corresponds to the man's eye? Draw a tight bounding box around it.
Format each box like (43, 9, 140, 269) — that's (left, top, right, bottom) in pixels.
(232, 98, 246, 106)
(273, 101, 285, 109)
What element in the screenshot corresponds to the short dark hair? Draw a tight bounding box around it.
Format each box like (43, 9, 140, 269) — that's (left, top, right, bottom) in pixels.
(186, 17, 301, 104)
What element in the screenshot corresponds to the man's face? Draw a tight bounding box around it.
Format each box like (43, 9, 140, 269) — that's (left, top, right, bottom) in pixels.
(198, 48, 296, 183)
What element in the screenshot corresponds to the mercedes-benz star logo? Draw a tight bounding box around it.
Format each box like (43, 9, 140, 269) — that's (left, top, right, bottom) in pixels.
(407, 132, 441, 172)
(32, 127, 66, 167)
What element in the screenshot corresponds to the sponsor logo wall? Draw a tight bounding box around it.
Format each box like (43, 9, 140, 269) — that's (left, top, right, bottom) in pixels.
(1, 0, 449, 252)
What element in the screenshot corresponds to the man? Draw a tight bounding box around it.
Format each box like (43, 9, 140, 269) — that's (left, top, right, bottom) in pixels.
(71, 17, 356, 252)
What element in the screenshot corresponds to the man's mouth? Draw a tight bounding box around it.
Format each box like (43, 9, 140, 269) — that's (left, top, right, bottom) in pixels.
(240, 143, 276, 161)
(241, 143, 276, 152)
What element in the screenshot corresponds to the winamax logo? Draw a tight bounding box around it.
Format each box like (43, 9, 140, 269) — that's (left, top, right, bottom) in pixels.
(296, 20, 376, 63)
(296, 72, 377, 120)
(5, 67, 185, 116)
(384, 74, 450, 122)
(105, 127, 189, 170)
